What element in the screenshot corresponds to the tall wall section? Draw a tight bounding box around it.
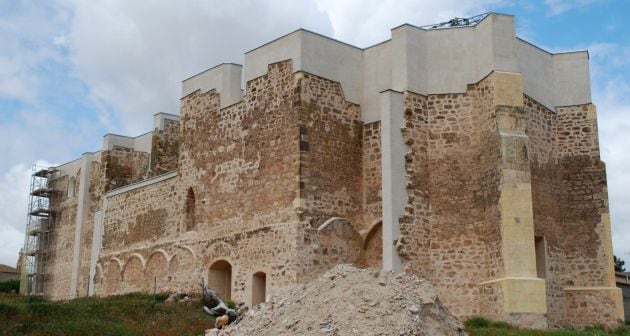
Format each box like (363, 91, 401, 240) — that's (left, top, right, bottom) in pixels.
(399, 74, 506, 320)
(397, 71, 622, 327)
(46, 166, 80, 300)
(292, 71, 365, 281)
(527, 96, 623, 326)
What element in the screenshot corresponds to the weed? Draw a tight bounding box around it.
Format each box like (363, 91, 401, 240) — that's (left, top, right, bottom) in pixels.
(225, 299, 237, 310)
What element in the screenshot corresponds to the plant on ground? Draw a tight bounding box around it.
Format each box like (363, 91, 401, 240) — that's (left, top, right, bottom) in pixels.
(0, 292, 215, 336)
(614, 255, 626, 272)
(465, 317, 630, 336)
(225, 298, 237, 310)
(0, 279, 20, 293)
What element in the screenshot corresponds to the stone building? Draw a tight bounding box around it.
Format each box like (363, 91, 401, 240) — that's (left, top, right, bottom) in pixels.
(19, 13, 624, 328)
(0, 264, 20, 282)
(616, 272, 630, 322)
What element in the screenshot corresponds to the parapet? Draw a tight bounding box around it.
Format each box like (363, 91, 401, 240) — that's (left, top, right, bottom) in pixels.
(244, 29, 364, 104)
(153, 112, 180, 131)
(103, 132, 152, 153)
(187, 13, 591, 122)
(516, 38, 590, 108)
(181, 63, 243, 108)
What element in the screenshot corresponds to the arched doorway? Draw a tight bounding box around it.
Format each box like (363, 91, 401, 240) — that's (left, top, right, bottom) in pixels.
(251, 272, 266, 306)
(208, 260, 232, 300)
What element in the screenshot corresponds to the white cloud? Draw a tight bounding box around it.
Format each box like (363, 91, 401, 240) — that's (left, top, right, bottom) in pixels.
(314, 0, 506, 47)
(0, 164, 35, 266)
(544, 0, 599, 15)
(0, 2, 67, 103)
(0, 0, 333, 266)
(1, 0, 629, 267)
(62, 0, 333, 135)
(587, 42, 630, 259)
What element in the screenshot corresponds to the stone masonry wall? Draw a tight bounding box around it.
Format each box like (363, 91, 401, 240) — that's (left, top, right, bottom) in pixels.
(75, 161, 104, 297)
(101, 177, 180, 253)
(554, 104, 620, 326)
(178, 61, 299, 239)
(525, 95, 621, 326)
(93, 61, 367, 303)
(103, 147, 150, 192)
(361, 121, 383, 267)
(151, 118, 180, 176)
(296, 72, 363, 231)
(362, 121, 382, 230)
(399, 74, 503, 319)
(45, 173, 79, 300)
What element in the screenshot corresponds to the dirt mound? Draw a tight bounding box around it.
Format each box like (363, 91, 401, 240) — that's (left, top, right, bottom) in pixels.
(220, 264, 467, 336)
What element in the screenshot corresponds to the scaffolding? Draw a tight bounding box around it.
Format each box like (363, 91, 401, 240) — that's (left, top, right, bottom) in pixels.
(19, 165, 57, 297)
(419, 13, 490, 30)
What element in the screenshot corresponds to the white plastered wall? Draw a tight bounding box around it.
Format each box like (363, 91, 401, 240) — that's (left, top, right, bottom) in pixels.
(182, 63, 243, 108)
(153, 112, 180, 131)
(244, 30, 364, 104)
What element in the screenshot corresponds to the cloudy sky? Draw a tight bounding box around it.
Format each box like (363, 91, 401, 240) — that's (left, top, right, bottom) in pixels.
(0, 0, 628, 267)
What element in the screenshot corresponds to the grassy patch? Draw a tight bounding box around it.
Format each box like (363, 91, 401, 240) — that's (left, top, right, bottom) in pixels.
(0, 292, 214, 335)
(465, 317, 630, 336)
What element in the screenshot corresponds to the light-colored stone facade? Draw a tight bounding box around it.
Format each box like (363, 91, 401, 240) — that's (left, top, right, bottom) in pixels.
(29, 13, 623, 329)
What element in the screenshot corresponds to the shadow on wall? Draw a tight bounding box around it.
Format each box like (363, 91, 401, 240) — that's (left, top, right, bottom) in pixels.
(361, 220, 383, 268)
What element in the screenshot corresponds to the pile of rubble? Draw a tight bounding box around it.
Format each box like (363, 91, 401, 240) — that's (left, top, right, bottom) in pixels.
(207, 264, 467, 336)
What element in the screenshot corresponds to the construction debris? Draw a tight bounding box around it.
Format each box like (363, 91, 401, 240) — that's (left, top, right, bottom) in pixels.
(218, 264, 468, 336)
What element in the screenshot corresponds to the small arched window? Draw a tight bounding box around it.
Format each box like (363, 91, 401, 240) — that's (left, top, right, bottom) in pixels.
(67, 177, 76, 198)
(185, 187, 196, 231)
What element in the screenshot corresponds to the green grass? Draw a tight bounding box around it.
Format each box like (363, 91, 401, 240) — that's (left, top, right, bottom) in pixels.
(465, 317, 630, 336)
(0, 292, 215, 336)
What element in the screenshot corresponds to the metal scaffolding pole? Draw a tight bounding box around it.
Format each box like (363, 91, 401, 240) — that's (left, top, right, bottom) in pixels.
(19, 165, 57, 297)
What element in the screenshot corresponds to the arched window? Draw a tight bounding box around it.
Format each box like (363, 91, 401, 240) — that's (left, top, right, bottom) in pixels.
(252, 271, 267, 306)
(67, 177, 76, 198)
(185, 187, 195, 231)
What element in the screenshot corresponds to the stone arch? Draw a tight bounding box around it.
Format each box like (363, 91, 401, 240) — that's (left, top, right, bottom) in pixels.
(251, 271, 267, 306)
(316, 217, 363, 269)
(185, 187, 196, 231)
(361, 220, 383, 268)
(104, 258, 123, 295)
(208, 259, 232, 301)
(146, 250, 169, 290)
(122, 254, 146, 293)
(124, 253, 147, 272)
(110, 257, 124, 273)
(170, 246, 197, 292)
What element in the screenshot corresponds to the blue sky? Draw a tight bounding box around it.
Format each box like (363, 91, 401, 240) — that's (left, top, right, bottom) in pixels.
(0, 0, 628, 267)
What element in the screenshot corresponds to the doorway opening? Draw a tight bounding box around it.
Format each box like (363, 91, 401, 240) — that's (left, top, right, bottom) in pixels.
(251, 272, 267, 306)
(208, 260, 232, 300)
